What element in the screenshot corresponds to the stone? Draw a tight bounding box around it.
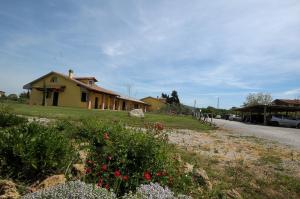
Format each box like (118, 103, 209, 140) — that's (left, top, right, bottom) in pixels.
(0, 180, 20, 199)
(226, 189, 242, 199)
(184, 162, 194, 173)
(129, 109, 144, 118)
(72, 164, 85, 178)
(78, 150, 88, 163)
(194, 168, 212, 191)
(36, 174, 66, 190)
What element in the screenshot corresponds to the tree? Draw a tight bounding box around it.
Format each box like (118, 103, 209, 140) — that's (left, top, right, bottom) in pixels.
(19, 91, 29, 99)
(243, 93, 272, 106)
(7, 94, 18, 101)
(161, 91, 180, 105)
(170, 90, 180, 105)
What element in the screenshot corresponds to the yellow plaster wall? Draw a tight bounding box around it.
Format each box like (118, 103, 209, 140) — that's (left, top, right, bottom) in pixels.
(29, 74, 87, 108)
(28, 73, 147, 111)
(141, 97, 165, 111)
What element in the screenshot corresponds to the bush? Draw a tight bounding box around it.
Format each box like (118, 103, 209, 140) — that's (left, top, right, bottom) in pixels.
(23, 181, 191, 199)
(134, 183, 192, 199)
(80, 119, 193, 196)
(158, 104, 193, 115)
(23, 180, 116, 199)
(0, 103, 27, 127)
(0, 122, 76, 182)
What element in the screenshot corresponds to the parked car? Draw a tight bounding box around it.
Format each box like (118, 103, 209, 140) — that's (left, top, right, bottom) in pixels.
(228, 114, 242, 121)
(269, 115, 300, 128)
(215, 115, 221, 119)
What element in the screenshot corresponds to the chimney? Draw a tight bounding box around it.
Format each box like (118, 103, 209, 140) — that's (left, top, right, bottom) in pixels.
(68, 69, 74, 78)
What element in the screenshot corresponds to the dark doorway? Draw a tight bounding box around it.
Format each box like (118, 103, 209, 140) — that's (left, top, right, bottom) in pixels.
(95, 97, 98, 109)
(53, 92, 59, 106)
(122, 101, 126, 110)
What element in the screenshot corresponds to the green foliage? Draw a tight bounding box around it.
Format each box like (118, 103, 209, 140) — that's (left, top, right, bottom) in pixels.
(159, 104, 193, 115)
(161, 90, 180, 105)
(0, 122, 76, 182)
(243, 92, 272, 106)
(7, 94, 18, 101)
(200, 106, 233, 118)
(80, 119, 193, 196)
(19, 92, 29, 99)
(0, 103, 27, 127)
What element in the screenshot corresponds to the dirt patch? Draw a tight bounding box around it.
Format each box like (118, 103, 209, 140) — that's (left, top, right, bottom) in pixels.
(168, 129, 300, 198)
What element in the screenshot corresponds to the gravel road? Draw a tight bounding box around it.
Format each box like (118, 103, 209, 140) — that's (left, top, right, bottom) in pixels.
(213, 119, 300, 149)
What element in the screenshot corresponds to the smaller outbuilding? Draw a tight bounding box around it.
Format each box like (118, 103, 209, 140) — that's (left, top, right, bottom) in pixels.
(140, 96, 166, 112)
(234, 99, 300, 125)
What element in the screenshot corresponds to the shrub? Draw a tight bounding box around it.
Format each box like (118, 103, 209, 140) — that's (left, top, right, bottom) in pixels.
(0, 103, 27, 127)
(134, 183, 192, 199)
(23, 180, 116, 199)
(23, 181, 191, 199)
(0, 122, 76, 182)
(81, 119, 193, 196)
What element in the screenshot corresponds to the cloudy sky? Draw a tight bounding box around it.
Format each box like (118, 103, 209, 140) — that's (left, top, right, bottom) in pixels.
(0, 0, 299, 108)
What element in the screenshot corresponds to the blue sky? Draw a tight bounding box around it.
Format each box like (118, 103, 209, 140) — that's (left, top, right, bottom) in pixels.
(0, 0, 299, 108)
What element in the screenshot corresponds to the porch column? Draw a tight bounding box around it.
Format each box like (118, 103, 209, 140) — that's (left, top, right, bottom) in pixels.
(87, 92, 91, 109)
(107, 96, 110, 110)
(102, 94, 105, 110)
(88, 100, 92, 109)
(113, 97, 116, 110)
(263, 105, 267, 125)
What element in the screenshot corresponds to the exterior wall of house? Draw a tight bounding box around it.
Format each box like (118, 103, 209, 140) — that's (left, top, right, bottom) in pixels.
(141, 97, 165, 111)
(114, 98, 147, 111)
(29, 74, 88, 108)
(27, 73, 147, 111)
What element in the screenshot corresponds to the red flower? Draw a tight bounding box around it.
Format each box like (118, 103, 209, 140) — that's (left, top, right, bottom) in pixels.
(104, 184, 110, 190)
(114, 170, 121, 177)
(85, 167, 91, 174)
(122, 175, 129, 181)
(101, 164, 108, 172)
(86, 160, 93, 164)
(143, 171, 151, 181)
(156, 172, 162, 177)
(154, 123, 164, 131)
(97, 178, 103, 187)
(103, 132, 109, 140)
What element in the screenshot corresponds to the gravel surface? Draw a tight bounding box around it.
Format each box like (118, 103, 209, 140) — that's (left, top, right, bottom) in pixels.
(213, 119, 300, 149)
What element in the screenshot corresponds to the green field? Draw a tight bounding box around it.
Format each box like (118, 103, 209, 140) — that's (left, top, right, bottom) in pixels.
(3, 102, 212, 131)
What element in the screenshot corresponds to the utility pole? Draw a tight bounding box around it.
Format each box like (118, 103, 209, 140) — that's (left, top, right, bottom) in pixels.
(124, 84, 133, 97)
(217, 97, 219, 109)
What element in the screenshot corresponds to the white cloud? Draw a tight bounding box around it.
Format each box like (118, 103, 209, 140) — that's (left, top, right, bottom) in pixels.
(283, 88, 300, 97)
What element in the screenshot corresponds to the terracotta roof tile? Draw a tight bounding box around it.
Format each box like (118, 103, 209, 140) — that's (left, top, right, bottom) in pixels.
(117, 95, 149, 105)
(274, 99, 300, 105)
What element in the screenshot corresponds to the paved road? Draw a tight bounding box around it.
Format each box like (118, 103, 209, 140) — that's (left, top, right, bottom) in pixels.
(213, 119, 300, 149)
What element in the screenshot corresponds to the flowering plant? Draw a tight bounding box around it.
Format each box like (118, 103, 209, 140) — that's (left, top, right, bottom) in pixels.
(83, 121, 182, 196)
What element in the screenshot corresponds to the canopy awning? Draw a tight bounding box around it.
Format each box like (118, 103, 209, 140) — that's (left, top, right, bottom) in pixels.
(234, 105, 300, 113)
(33, 86, 66, 92)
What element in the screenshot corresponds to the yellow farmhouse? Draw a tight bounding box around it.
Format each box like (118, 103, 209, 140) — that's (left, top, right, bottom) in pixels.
(23, 70, 149, 111)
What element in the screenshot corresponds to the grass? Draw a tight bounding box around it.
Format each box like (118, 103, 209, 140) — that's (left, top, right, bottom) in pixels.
(2, 102, 213, 131)
(177, 146, 300, 199)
